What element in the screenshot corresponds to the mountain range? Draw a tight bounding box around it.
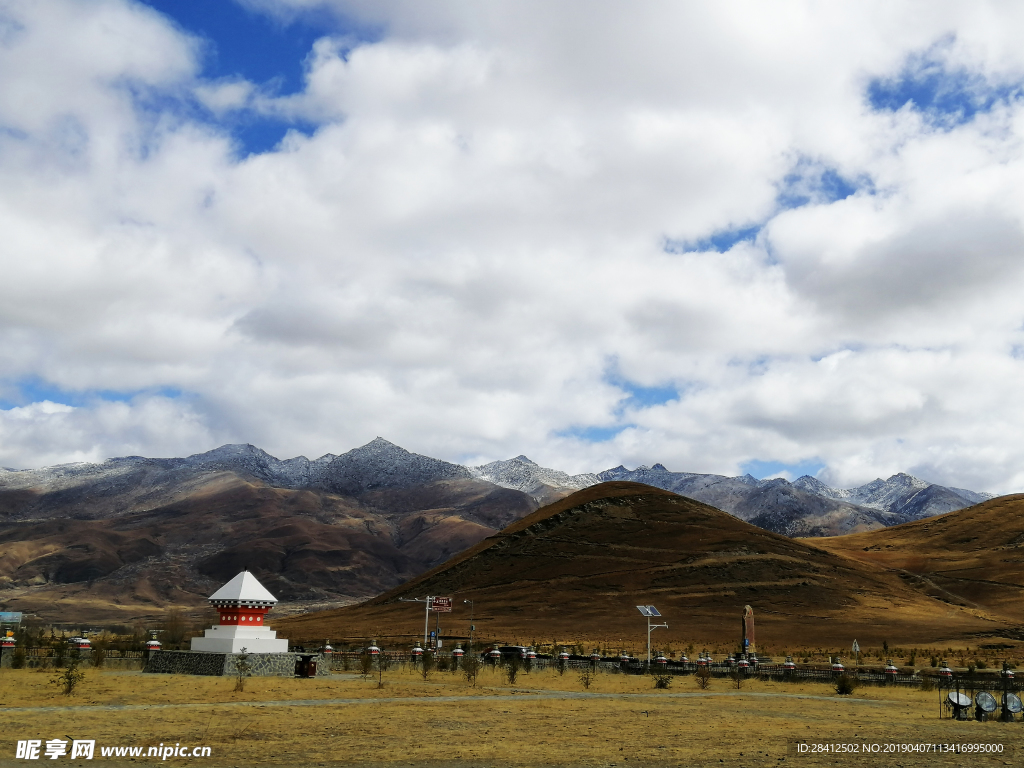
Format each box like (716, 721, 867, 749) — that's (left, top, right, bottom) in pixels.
(471, 454, 991, 536)
(0, 438, 997, 623)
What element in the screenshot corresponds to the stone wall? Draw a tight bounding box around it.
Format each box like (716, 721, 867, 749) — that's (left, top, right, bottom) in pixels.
(144, 650, 331, 677)
(145, 650, 231, 676)
(222, 651, 296, 678)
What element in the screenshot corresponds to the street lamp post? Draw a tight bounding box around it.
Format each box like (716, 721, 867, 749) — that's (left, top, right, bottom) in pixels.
(463, 600, 475, 655)
(636, 605, 668, 669)
(399, 596, 433, 648)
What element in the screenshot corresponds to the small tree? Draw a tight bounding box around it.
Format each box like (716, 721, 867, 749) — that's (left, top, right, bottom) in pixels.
(234, 648, 252, 692)
(578, 666, 595, 690)
(160, 611, 190, 650)
(91, 634, 108, 669)
(52, 657, 85, 696)
(52, 635, 68, 669)
(503, 655, 521, 686)
(730, 669, 744, 689)
(376, 652, 391, 689)
(359, 651, 374, 678)
(694, 666, 712, 690)
(462, 653, 481, 687)
(421, 650, 435, 681)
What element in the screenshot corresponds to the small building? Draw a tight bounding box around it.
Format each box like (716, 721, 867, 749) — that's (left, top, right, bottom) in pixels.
(190, 571, 288, 654)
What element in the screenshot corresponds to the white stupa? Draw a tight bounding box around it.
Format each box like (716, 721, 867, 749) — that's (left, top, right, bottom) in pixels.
(190, 571, 289, 653)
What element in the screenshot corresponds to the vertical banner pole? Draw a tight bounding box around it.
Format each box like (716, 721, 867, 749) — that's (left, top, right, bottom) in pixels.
(424, 596, 431, 649)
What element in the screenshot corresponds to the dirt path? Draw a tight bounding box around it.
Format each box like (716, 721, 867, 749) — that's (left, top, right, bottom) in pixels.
(1, 688, 890, 714)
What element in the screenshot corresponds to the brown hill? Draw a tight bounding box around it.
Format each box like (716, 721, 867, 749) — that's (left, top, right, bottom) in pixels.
(279, 482, 1006, 650)
(0, 472, 536, 625)
(812, 493, 1024, 630)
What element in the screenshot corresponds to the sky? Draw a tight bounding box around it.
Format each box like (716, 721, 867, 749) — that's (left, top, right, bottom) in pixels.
(2, 1, 1024, 492)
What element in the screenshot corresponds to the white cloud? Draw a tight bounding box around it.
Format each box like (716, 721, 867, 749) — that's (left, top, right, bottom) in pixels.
(2, 1, 1024, 493)
(0, 396, 214, 468)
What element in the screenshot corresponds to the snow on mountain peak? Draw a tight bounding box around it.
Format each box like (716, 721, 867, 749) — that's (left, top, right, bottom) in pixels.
(471, 456, 598, 499)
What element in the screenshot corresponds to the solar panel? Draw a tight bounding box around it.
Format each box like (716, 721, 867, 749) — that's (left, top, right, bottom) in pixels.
(976, 691, 997, 713)
(636, 606, 654, 617)
(948, 692, 970, 707)
(1003, 693, 1022, 714)
(647, 606, 661, 617)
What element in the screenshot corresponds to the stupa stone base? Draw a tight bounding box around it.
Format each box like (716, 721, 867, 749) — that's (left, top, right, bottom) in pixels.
(190, 624, 288, 653)
(144, 650, 330, 677)
(190, 636, 289, 653)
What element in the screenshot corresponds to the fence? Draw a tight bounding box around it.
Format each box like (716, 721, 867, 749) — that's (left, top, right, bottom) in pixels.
(20, 648, 144, 658)
(0, 647, 147, 670)
(937, 676, 1022, 721)
(326, 652, 941, 686)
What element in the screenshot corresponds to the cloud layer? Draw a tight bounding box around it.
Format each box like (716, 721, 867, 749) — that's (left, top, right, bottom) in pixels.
(3, 0, 1024, 492)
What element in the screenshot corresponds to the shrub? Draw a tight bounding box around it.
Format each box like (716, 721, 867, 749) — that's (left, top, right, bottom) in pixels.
(834, 674, 858, 695)
(421, 650, 435, 681)
(11, 646, 26, 669)
(52, 657, 85, 696)
(462, 653, 481, 687)
(652, 673, 672, 689)
(160, 611, 189, 650)
(504, 655, 521, 686)
(919, 676, 935, 692)
(694, 667, 712, 690)
(359, 652, 374, 678)
(52, 637, 67, 669)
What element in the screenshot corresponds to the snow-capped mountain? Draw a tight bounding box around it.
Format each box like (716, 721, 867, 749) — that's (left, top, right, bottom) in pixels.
(792, 472, 993, 517)
(0, 437, 472, 505)
(594, 464, 993, 536)
(470, 455, 599, 504)
(0, 439, 994, 535)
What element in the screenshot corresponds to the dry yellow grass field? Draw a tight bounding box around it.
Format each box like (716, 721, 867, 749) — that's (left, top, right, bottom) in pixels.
(2, 665, 1022, 768)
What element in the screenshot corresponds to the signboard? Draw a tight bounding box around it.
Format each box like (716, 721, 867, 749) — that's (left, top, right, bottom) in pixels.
(0, 612, 22, 626)
(430, 597, 453, 612)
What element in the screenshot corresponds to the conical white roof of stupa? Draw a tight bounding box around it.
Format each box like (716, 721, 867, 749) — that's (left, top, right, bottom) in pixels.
(208, 571, 278, 604)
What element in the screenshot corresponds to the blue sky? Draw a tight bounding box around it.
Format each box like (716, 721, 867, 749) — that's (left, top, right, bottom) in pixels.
(141, 0, 374, 154)
(3, 2, 1024, 492)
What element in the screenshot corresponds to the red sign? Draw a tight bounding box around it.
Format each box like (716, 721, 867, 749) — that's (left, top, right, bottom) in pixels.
(431, 597, 453, 612)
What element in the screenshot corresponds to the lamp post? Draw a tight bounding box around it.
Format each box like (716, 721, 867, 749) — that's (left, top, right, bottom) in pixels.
(463, 599, 475, 655)
(399, 596, 433, 649)
(636, 605, 668, 669)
